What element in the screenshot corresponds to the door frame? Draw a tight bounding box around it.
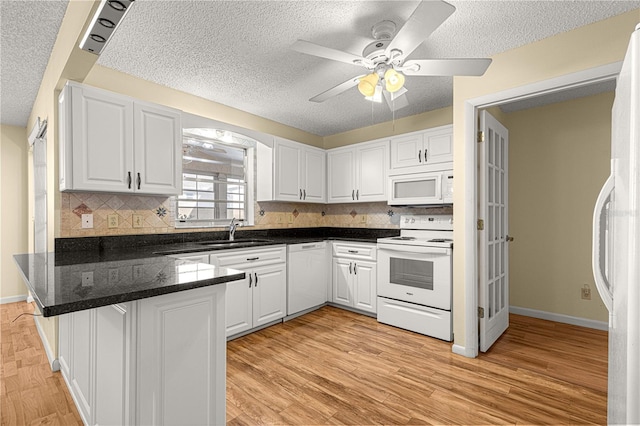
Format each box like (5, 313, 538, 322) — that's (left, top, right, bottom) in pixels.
(458, 61, 622, 358)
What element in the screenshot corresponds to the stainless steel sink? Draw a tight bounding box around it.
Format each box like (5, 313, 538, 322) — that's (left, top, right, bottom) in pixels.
(197, 239, 272, 248)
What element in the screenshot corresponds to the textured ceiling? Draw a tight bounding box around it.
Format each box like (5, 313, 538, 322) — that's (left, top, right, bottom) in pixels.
(0, 0, 68, 127)
(2, 1, 640, 134)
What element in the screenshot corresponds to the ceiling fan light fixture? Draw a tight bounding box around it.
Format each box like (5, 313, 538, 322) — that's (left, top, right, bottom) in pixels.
(384, 68, 405, 93)
(365, 85, 383, 103)
(358, 73, 379, 97)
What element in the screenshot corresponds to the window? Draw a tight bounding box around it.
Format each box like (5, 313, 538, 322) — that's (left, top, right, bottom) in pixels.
(176, 129, 254, 228)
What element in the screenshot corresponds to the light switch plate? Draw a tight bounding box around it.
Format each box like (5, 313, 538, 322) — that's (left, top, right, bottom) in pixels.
(132, 214, 143, 228)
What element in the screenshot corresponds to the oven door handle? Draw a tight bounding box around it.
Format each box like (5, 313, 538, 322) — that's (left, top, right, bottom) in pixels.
(377, 243, 450, 255)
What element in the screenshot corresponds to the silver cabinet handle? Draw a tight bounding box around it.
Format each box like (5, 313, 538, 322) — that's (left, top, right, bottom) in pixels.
(249, 274, 252, 288)
(418, 149, 422, 162)
(254, 273, 258, 287)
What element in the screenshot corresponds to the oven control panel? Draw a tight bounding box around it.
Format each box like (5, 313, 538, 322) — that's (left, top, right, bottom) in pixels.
(400, 215, 453, 231)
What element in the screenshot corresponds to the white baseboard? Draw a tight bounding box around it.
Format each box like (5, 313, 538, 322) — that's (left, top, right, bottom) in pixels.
(509, 306, 608, 331)
(0, 294, 28, 304)
(452, 344, 477, 358)
(33, 316, 60, 371)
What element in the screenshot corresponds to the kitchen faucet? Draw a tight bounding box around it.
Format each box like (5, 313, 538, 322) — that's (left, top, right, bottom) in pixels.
(229, 218, 240, 241)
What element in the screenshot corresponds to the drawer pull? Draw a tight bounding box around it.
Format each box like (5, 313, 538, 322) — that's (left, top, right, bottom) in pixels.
(254, 273, 258, 286)
(347, 250, 359, 254)
(249, 274, 252, 287)
(246, 257, 259, 261)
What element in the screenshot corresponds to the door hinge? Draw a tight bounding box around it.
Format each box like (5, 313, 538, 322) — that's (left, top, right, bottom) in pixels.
(478, 307, 485, 318)
(477, 219, 484, 230)
(477, 131, 484, 143)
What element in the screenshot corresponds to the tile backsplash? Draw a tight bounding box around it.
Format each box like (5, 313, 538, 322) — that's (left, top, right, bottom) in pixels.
(60, 192, 452, 237)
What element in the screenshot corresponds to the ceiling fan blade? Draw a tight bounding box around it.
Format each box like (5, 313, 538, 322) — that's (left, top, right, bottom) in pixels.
(401, 58, 492, 76)
(310, 76, 364, 103)
(292, 40, 372, 68)
(383, 88, 410, 111)
(385, 1, 455, 63)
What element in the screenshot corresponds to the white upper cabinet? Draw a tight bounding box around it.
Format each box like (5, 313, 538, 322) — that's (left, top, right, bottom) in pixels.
(59, 81, 182, 195)
(389, 125, 453, 175)
(327, 139, 389, 203)
(260, 137, 326, 203)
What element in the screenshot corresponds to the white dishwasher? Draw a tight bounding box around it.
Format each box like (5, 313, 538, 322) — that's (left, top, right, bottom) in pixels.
(287, 242, 327, 316)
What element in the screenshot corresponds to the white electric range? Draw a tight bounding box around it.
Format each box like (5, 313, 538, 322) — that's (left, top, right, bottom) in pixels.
(376, 215, 453, 341)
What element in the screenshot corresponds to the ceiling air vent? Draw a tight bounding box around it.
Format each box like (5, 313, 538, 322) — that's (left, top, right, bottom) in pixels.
(79, 0, 135, 55)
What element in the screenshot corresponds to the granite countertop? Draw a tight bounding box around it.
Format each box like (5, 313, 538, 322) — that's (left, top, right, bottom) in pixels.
(14, 252, 245, 317)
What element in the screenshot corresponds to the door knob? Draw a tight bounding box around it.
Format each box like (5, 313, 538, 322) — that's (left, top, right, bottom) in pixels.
(506, 235, 514, 242)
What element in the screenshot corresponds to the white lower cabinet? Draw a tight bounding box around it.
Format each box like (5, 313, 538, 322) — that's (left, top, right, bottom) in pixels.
(59, 303, 134, 426)
(331, 242, 377, 314)
(58, 284, 226, 426)
(209, 245, 287, 337)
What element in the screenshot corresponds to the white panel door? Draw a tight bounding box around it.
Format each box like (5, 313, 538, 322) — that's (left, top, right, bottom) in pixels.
(95, 304, 131, 426)
(390, 133, 422, 169)
(424, 127, 453, 164)
(71, 84, 133, 192)
(479, 110, 510, 352)
(327, 148, 356, 203)
(274, 139, 302, 201)
(137, 285, 226, 426)
(356, 141, 388, 202)
(303, 147, 326, 203)
(332, 258, 353, 306)
(353, 261, 376, 313)
(133, 102, 182, 195)
(225, 275, 253, 337)
(252, 264, 287, 327)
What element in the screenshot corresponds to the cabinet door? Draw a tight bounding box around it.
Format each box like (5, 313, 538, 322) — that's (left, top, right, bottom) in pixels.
(95, 304, 132, 426)
(274, 139, 302, 201)
(70, 84, 134, 192)
(356, 141, 388, 202)
(390, 133, 422, 170)
(69, 309, 95, 424)
(424, 126, 453, 164)
(327, 148, 356, 203)
(252, 264, 287, 327)
(332, 258, 353, 306)
(302, 147, 326, 203)
(353, 261, 377, 313)
(225, 275, 253, 337)
(137, 285, 226, 426)
(133, 102, 182, 195)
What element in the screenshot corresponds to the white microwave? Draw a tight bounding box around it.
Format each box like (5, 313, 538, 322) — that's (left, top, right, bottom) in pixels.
(388, 171, 453, 206)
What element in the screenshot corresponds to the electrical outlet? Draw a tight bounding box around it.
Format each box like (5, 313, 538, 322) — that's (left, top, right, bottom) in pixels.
(132, 214, 143, 228)
(81, 214, 93, 229)
(581, 285, 591, 300)
(107, 214, 119, 228)
(81, 271, 94, 287)
(287, 213, 294, 224)
(108, 268, 119, 284)
(276, 214, 284, 224)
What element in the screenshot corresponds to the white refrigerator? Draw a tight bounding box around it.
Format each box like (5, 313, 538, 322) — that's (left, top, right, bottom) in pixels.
(592, 23, 640, 425)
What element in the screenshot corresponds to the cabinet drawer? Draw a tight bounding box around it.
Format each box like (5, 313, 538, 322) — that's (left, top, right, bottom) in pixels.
(332, 242, 376, 261)
(210, 245, 286, 268)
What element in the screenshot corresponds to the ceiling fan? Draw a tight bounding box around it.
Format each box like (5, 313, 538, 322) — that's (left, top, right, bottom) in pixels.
(291, 0, 492, 111)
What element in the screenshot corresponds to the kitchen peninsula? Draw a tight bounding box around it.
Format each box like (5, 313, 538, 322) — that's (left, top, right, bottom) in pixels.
(13, 250, 244, 425)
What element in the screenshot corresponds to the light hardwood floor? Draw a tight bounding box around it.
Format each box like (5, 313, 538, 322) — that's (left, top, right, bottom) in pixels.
(1, 302, 607, 425)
